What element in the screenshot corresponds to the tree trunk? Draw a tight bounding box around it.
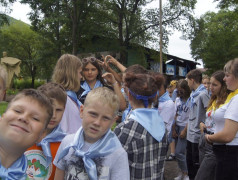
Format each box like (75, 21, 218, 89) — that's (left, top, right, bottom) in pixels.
(72, 0, 79, 55)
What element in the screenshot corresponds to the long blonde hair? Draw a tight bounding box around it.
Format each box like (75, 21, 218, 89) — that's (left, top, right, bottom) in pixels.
(52, 54, 82, 91)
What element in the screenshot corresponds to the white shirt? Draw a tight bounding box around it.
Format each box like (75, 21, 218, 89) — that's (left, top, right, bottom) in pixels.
(214, 94, 238, 145)
(158, 99, 176, 133)
(175, 97, 190, 127)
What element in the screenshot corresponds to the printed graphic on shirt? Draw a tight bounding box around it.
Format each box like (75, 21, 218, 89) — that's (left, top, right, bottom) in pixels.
(25, 150, 52, 180)
(65, 154, 109, 180)
(177, 103, 189, 114)
(206, 110, 215, 130)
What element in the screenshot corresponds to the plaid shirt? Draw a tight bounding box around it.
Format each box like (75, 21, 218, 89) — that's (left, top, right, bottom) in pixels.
(114, 119, 168, 180)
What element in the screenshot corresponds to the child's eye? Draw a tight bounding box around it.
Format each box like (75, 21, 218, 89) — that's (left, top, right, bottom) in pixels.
(32, 117, 39, 121)
(103, 117, 111, 121)
(89, 112, 97, 117)
(56, 108, 63, 112)
(14, 109, 21, 113)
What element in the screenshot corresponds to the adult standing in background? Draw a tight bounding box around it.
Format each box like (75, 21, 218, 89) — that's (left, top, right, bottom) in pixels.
(205, 58, 238, 180)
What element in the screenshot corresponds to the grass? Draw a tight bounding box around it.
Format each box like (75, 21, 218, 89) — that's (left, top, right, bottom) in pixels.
(0, 101, 8, 115)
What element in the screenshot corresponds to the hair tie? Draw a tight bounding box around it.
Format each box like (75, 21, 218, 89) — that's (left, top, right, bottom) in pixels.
(128, 88, 157, 108)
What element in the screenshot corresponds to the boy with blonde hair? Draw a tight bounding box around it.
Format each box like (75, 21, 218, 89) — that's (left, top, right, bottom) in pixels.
(54, 87, 129, 180)
(0, 89, 53, 179)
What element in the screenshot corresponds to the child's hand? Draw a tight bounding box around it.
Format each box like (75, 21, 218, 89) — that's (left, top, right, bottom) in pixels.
(102, 72, 116, 86)
(98, 55, 110, 71)
(105, 55, 118, 66)
(179, 129, 187, 139)
(200, 122, 206, 133)
(172, 129, 178, 138)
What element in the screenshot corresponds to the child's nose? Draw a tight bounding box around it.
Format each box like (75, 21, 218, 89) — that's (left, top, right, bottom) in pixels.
(93, 118, 101, 126)
(18, 114, 28, 123)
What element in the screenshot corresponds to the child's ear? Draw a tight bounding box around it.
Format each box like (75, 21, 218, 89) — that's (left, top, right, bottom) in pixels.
(79, 105, 84, 119)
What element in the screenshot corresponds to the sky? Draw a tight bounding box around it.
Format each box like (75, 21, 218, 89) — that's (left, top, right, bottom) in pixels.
(9, 0, 219, 66)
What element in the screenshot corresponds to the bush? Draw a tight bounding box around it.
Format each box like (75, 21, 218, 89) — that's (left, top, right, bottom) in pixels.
(13, 78, 46, 89)
(6, 89, 19, 95)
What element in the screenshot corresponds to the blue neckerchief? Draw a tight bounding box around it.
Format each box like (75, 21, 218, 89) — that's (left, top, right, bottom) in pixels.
(128, 89, 157, 108)
(67, 90, 82, 108)
(121, 104, 132, 122)
(159, 91, 171, 103)
(36, 125, 66, 167)
(80, 80, 103, 98)
(129, 108, 165, 142)
(57, 127, 122, 180)
(188, 84, 206, 107)
(121, 87, 128, 101)
(172, 89, 178, 101)
(0, 154, 27, 180)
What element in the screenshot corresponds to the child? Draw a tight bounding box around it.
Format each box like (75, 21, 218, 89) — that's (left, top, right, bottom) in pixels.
(114, 73, 168, 180)
(202, 75, 211, 93)
(54, 87, 130, 180)
(170, 80, 178, 101)
(173, 79, 191, 180)
(155, 74, 176, 161)
(195, 71, 228, 180)
(0, 89, 53, 179)
(205, 58, 238, 180)
(0, 66, 7, 102)
(186, 69, 210, 180)
(52, 54, 83, 134)
(25, 83, 67, 180)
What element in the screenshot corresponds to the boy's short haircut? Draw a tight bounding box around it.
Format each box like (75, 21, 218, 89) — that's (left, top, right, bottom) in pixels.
(8, 89, 53, 127)
(0, 66, 7, 90)
(37, 82, 67, 106)
(186, 69, 202, 84)
(84, 87, 120, 116)
(202, 74, 210, 80)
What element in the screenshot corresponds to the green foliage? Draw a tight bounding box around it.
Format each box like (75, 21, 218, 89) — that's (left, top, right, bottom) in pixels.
(13, 78, 45, 89)
(21, 0, 197, 64)
(215, 0, 238, 9)
(189, 10, 238, 74)
(0, 101, 8, 115)
(0, 0, 16, 26)
(6, 88, 19, 95)
(0, 18, 56, 86)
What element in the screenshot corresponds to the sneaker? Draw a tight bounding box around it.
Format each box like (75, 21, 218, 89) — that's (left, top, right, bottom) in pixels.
(174, 172, 183, 180)
(166, 154, 176, 161)
(182, 175, 189, 180)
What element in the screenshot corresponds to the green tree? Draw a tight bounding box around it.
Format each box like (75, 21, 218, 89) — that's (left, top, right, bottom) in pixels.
(189, 10, 238, 74)
(93, 0, 197, 64)
(21, 0, 108, 56)
(0, 19, 55, 87)
(21, 0, 196, 65)
(0, 0, 16, 26)
(215, 0, 238, 9)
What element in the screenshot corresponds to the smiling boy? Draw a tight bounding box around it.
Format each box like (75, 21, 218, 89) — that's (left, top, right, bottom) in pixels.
(54, 87, 129, 180)
(0, 89, 53, 179)
(25, 83, 67, 180)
